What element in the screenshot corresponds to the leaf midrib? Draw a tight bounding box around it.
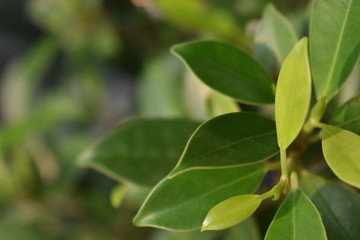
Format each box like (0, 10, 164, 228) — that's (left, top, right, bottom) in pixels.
(320, 0, 353, 98)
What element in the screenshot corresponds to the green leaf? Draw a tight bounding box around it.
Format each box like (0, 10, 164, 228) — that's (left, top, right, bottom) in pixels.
(206, 92, 239, 118)
(300, 172, 360, 240)
(310, 0, 360, 100)
(168, 112, 278, 177)
(254, 3, 298, 72)
(223, 217, 261, 240)
(202, 194, 261, 231)
(110, 184, 127, 208)
(330, 94, 360, 134)
(275, 37, 311, 148)
(78, 119, 199, 187)
(133, 163, 265, 231)
(264, 190, 327, 240)
(171, 41, 275, 105)
(321, 125, 360, 188)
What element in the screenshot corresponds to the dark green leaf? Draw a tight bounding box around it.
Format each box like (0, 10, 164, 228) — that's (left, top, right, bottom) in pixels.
(321, 125, 360, 188)
(78, 119, 199, 187)
(330, 94, 360, 134)
(310, 0, 360, 100)
(202, 194, 261, 231)
(254, 3, 298, 72)
(275, 37, 311, 149)
(133, 163, 266, 231)
(172, 41, 275, 105)
(264, 190, 327, 240)
(301, 172, 360, 240)
(169, 112, 278, 177)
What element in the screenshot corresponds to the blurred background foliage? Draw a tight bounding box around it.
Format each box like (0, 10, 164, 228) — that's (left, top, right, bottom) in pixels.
(0, 0, 357, 239)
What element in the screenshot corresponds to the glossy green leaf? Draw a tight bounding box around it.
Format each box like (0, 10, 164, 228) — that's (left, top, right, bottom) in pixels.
(330, 94, 360, 134)
(321, 125, 360, 188)
(133, 163, 265, 231)
(264, 190, 327, 240)
(172, 41, 275, 105)
(254, 3, 298, 72)
(275, 37, 311, 148)
(206, 92, 239, 118)
(168, 112, 278, 177)
(202, 194, 261, 231)
(301, 172, 360, 240)
(310, 0, 360, 100)
(78, 119, 199, 187)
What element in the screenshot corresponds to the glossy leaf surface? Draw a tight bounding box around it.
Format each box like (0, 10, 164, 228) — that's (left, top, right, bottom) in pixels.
(172, 41, 274, 105)
(310, 0, 360, 100)
(301, 172, 360, 240)
(330, 94, 360, 134)
(254, 3, 298, 72)
(275, 37, 311, 148)
(321, 125, 360, 188)
(265, 190, 327, 240)
(133, 163, 265, 231)
(202, 194, 261, 231)
(78, 119, 199, 187)
(169, 112, 278, 177)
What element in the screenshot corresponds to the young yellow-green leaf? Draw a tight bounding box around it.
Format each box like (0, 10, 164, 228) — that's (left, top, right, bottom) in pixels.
(171, 41, 275, 105)
(330, 94, 360, 135)
(206, 92, 239, 118)
(310, 0, 360, 100)
(275, 37, 311, 148)
(133, 163, 265, 231)
(264, 190, 327, 240)
(202, 194, 261, 231)
(110, 184, 127, 208)
(300, 172, 360, 240)
(168, 112, 278, 177)
(254, 3, 298, 72)
(321, 125, 360, 188)
(78, 119, 199, 187)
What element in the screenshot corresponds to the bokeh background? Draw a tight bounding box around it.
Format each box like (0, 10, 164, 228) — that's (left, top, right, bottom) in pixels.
(1, 0, 358, 239)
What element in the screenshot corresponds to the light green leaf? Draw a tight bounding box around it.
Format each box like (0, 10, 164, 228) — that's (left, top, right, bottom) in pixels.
(110, 184, 127, 208)
(78, 119, 199, 187)
(202, 194, 261, 231)
(321, 125, 360, 188)
(254, 3, 298, 72)
(300, 171, 360, 240)
(275, 37, 311, 148)
(264, 190, 327, 240)
(310, 0, 360, 100)
(206, 92, 240, 118)
(172, 41, 275, 105)
(330, 94, 360, 134)
(168, 112, 278, 177)
(133, 163, 265, 231)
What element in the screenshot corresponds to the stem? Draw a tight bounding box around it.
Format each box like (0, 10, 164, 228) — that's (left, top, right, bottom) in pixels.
(265, 161, 281, 171)
(260, 189, 274, 200)
(280, 147, 288, 178)
(290, 171, 299, 190)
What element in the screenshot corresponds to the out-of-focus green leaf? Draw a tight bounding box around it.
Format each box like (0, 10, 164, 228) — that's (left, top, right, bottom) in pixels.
(172, 41, 275, 105)
(150, 229, 216, 240)
(153, 0, 250, 50)
(110, 184, 127, 208)
(301, 172, 360, 240)
(275, 37, 311, 148)
(223, 217, 261, 240)
(330, 94, 360, 134)
(206, 91, 239, 118)
(264, 190, 327, 240)
(254, 3, 298, 72)
(321, 125, 360, 188)
(133, 163, 265, 231)
(310, 0, 360, 100)
(138, 54, 187, 118)
(78, 119, 199, 187)
(202, 194, 261, 231)
(169, 112, 278, 177)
